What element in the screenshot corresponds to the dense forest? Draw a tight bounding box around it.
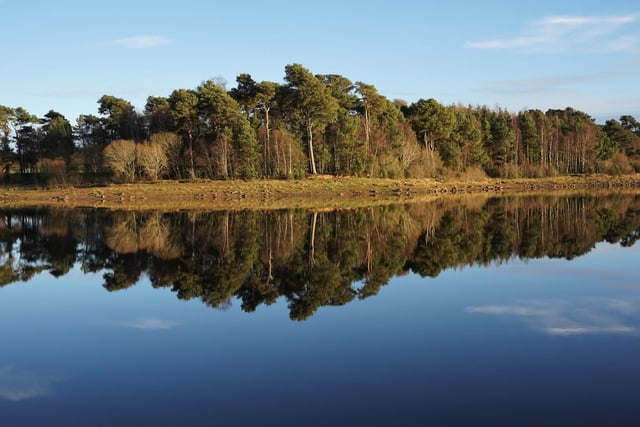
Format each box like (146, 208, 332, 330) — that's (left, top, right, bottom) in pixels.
(1, 64, 640, 185)
(1, 194, 639, 320)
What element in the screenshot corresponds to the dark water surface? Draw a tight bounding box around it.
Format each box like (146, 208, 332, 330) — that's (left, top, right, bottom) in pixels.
(1, 193, 640, 426)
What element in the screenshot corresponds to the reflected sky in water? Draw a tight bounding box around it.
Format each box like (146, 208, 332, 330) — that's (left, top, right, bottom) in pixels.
(1, 200, 640, 426)
(0, 242, 639, 426)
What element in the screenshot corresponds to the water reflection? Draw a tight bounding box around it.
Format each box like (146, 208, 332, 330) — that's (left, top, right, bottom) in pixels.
(466, 297, 640, 336)
(117, 318, 180, 331)
(0, 366, 61, 401)
(1, 193, 639, 321)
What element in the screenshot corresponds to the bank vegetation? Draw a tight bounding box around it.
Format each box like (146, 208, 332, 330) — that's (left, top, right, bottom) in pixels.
(1, 63, 639, 207)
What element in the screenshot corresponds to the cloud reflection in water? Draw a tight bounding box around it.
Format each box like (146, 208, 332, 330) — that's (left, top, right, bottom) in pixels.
(0, 366, 61, 401)
(466, 297, 639, 336)
(118, 318, 179, 331)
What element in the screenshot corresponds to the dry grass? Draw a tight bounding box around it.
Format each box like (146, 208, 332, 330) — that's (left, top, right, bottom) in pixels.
(1, 174, 639, 211)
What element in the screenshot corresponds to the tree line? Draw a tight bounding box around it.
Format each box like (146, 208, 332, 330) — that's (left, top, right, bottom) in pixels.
(1, 63, 640, 184)
(1, 194, 639, 320)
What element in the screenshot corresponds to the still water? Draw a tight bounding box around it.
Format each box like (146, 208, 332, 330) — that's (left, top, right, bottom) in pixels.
(1, 193, 640, 426)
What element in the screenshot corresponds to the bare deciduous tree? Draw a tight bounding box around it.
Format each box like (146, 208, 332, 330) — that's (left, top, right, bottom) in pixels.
(149, 132, 183, 179)
(137, 142, 168, 181)
(103, 139, 136, 182)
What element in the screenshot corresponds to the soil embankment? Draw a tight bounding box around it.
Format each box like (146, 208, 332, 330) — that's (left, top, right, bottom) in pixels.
(1, 174, 639, 211)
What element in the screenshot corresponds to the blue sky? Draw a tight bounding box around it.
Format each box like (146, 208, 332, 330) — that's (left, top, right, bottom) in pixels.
(2, 0, 638, 123)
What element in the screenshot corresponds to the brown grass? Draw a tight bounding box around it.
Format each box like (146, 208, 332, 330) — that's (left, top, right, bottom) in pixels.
(1, 174, 639, 211)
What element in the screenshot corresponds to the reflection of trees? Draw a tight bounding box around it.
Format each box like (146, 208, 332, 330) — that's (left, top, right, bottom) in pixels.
(105, 212, 182, 259)
(1, 193, 640, 319)
(0, 208, 74, 284)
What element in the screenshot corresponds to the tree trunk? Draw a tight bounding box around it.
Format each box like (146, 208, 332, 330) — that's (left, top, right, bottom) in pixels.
(222, 213, 230, 255)
(264, 106, 271, 176)
(309, 211, 317, 266)
(540, 125, 545, 168)
(364, 106, 371, 154)
(188, 131, 195, 179)
(274, 133, 281, 176)
(221, 135, 229, 178)
(288, 137, 292, 176)
(265, 217, 273, 285)
(307, 120, 317, 175)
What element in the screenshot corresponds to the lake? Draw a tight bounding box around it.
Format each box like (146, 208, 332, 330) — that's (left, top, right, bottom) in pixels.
(1, 192, 640, 426)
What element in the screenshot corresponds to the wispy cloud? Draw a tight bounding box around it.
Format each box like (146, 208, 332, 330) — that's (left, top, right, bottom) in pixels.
(465, 13, 640, 53)
(118, 317, 179, 331)
(106, 35, 171, 49)
(466, 305, 548, 317)
(545, 325, 635, 335)
(614, 57, 640, 67)
(0, 366, 61, 401)
(481, 71, 634, 98)
(466, 297, 640, 336)
(471, 57, 640, 118)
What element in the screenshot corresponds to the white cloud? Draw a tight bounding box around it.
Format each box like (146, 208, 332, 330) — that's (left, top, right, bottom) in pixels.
(470, 56, 640, 119)
(106, 35, 171, 49)
(465, 305, 547, 316)
(0, 366, 60, 401)
(465, 13, 640, 53)
(607, 35, 640, 52)
(465, 37, 545, 50)
(545, 325, 635, 336)
(466, 297, 640, 336)
(118, 318, 178, 330)
(543, 16, 636, 26)
(483, 70, 634, 97)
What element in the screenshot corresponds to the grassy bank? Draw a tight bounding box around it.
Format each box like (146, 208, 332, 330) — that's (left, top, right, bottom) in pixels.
(1, 174, 639, 211)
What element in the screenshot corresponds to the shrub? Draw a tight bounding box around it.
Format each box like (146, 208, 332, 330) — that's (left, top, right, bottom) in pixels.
(103, 139, 137, 182)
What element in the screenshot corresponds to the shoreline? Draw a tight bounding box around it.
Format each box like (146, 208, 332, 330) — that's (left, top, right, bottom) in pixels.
(1, 174, 639, 211)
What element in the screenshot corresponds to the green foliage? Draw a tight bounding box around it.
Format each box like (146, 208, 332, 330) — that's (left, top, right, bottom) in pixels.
(282, 63, 339, 174)
(2, 64, 640, 183)
(97, 95, 140, 141)
(196, 80, 259, 178)
(595, 127, 616, 160)
(317, 75, 361, 175)
(407, 98, 455, 151)
(168, 89, 199, 140)
(13, 108, 42, 175)
(453, 108, 488, 169)
(42, 110, 74, 165)
(0, 105, 17, 177)
(407, 99, 467, 172)
(518, 110, 541, 164)
(144, 96, 173, 135)
(229, 73, 259, 118)
(488, 109, 516, 167)
(604, 118, 639, 157)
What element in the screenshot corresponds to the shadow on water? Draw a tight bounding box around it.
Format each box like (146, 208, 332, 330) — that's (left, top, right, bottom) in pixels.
(1, 192, 639, 321)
